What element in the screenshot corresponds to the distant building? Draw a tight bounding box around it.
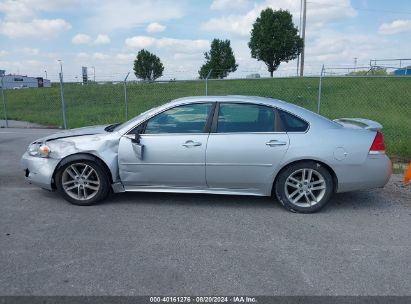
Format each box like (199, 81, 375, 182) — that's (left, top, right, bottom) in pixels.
(246, 73, 261, 79)
(0, 71, 51, 89)
(394, 66, 411, 76)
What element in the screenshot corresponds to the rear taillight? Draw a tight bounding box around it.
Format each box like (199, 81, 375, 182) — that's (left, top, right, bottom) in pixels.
(369, 131, 385, 154)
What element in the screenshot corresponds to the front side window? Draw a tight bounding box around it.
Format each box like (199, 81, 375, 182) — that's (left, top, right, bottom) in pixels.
(216, 103, 275, 133)
(144, 103, 213, 134)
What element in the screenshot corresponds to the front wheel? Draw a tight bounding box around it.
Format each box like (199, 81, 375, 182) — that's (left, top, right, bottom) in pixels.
(55, 160, 110, 206)
(275, 161, 334, 213)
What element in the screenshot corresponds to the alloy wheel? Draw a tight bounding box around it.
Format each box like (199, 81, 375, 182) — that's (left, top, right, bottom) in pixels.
(61, 163, 100, 201)
(284, 168, 326, 207)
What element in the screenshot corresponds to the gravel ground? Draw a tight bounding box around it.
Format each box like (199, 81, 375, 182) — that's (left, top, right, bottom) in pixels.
(0, 128, 410, 296)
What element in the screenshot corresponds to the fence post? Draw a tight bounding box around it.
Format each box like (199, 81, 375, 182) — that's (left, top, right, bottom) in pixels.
(205, 69, 213, 96)
(317, 64, 325, 114)
(1, 76, 8, 128)
(124, 72, 130, 121)
(59, 72, 68, 129)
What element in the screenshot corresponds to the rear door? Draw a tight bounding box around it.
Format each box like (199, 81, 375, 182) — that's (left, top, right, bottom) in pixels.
(205, 102, 289, 194)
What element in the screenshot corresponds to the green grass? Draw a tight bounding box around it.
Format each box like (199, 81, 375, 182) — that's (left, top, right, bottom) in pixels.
(1, 77, 410, 160)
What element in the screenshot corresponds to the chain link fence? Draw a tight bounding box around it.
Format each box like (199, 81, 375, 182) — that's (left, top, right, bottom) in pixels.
(1, 74, 410, 162)
(0, 77, 61, 128)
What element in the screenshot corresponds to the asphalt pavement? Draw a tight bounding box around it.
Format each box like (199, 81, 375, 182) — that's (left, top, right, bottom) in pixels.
(0, 128, 410, 296)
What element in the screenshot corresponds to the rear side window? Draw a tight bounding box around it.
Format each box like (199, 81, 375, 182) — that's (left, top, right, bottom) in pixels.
(279, 110, 309, 132)
(217, 103, 275, 133)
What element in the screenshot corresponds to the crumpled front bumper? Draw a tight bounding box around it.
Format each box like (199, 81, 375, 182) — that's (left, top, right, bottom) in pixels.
(20, 152, 60, 190)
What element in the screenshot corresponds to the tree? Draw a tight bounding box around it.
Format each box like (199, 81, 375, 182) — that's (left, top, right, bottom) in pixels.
(249, 8, 303, 77)
(133, 49, 164, 81)
(199, 39, 238, 79)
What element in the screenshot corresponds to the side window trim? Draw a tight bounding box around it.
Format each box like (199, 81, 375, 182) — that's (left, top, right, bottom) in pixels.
(203, 102, 217, 133)
(211, 102, 282, 134)
(274, 108, 286, 132)
(210, 102, 220, 133)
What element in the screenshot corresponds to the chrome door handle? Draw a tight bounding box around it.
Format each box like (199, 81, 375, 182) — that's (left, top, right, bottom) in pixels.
(182, 140, 202, 148)
(266, 140, 287, 147)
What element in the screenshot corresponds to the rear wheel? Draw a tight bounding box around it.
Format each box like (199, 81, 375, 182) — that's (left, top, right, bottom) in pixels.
(275, 161, 333, 213)
(55, 160, 110, 206)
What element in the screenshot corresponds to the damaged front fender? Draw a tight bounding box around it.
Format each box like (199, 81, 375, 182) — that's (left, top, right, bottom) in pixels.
(46, 132, 122, 186)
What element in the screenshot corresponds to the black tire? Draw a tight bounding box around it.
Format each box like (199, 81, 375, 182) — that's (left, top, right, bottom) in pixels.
(275, 161, 334, 213)
(55, 159, 110, 206)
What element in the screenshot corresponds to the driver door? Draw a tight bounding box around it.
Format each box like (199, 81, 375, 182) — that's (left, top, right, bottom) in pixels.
(118, 102, 214, 189)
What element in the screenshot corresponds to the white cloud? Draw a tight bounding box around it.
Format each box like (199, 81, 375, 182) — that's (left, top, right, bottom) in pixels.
(378, 19, 411, 35)
(115, 53, 135, 63)
(203, 10, 258, 36)
(146, 22, 166, 33)
(125, 36, 210, 53)
(3, 0, 409, 81)
(20, 48, 40, 55)
(89, 0, 184, 32)
(0, 59, 44, 76)
(76, 52, 109, 60)
(72, 34, 92, 44)
(93, 52, 109, 60)
(72, 33, 111, 45)
(210, 0, 248, 11)
(203, 0, 357, 36)
(94, 34, 111, 45)
(0, 0, 35, 21)
(125, 36, 156, 49)
(0, 0, 74, 38)
(0, 0, 78, 21)
(0, 19, 72, 38)
(306, 33, 380, 63)
(76, 51, 134, 64)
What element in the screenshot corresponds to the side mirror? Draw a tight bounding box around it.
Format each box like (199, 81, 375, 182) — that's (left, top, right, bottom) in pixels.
(131, 131, 144, 160)
(131, 125, 144, 144)
(132, 133, 141, 144)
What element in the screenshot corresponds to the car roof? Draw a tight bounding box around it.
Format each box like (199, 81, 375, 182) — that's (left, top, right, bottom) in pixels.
(171, 95, 286, 106)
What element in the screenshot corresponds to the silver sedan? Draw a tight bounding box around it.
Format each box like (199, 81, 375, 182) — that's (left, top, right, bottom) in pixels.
(21, 96, 391, 213)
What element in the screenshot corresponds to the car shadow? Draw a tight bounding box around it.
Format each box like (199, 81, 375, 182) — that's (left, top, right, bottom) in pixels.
(103, 188, 393, 213)
(324, 190, 393, 212)
(32, 183, 394, 213)
(106, 191, 280, 210)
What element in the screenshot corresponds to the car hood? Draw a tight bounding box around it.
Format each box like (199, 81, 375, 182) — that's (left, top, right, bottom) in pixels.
(35, 125, 109, 143)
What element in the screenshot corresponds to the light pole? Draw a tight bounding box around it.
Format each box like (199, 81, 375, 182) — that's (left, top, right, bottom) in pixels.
(57, 60, 67, 129)
(299, 0, 307, 77)
(297, 0, 303, 76)
(91, 66, 95, 82)
(58, 60, 63, 76)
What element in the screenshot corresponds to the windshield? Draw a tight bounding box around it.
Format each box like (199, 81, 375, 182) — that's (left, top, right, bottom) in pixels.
(106, 105, 164, 132)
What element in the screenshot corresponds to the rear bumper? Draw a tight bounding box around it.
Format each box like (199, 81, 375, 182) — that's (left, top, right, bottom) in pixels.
(336, 154, 392, 193)
(20, 152, 60, 190)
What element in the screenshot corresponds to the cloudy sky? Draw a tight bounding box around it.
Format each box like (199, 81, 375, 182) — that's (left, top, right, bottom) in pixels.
(1, 0, 411, 81)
